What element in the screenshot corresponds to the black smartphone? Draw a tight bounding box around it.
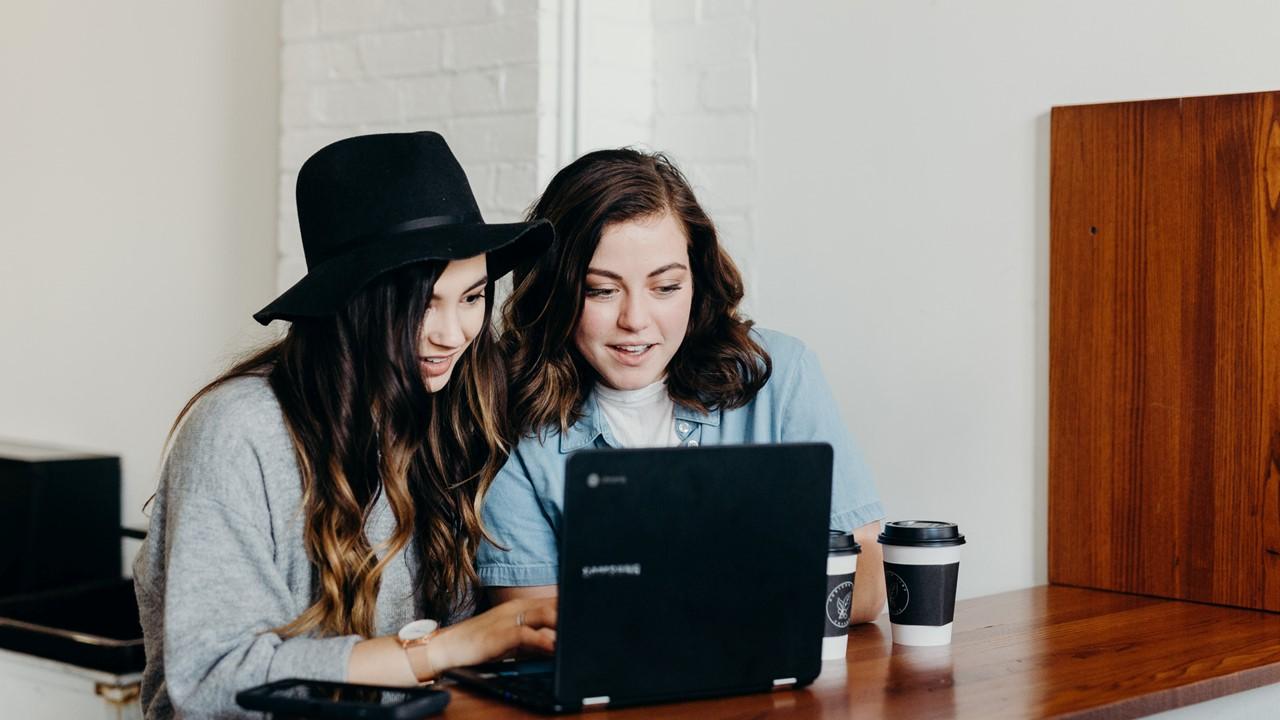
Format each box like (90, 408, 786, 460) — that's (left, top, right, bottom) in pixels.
(235, 678, 449, 719)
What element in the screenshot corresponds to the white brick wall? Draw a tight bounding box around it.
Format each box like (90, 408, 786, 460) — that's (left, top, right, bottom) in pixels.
(276, 0, 759, 303)
(651, 0, 759, 300)
(571, 0, 759, 302)
(276, 0, 555, 294)
(575, 1, 654, 153)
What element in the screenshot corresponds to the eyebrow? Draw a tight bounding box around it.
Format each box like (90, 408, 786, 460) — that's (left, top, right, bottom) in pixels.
(586, 263, 689, 281)
(432, 275, 487, 299)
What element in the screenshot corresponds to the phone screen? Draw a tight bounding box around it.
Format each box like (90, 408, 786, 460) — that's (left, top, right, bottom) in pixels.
(237, 678, 450, 718)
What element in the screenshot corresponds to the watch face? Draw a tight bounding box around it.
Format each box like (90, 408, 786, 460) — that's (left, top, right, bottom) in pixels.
(398, 619, 439, 642)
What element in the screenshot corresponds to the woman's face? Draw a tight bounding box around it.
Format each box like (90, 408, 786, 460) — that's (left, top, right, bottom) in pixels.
(420, 254, 488, 392)
(574, 212, 694, 390)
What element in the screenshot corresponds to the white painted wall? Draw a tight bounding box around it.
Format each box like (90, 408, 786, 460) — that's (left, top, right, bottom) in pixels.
(575, 0, 762, 304)
(0, 2, 280, 561)
(651, 0, 759, 303)
(754, 0, 1280, 600)
(576, 0, 652, 153)
(277, 0, 552, 295)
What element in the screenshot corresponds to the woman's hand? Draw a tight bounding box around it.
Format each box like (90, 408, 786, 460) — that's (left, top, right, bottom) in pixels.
(350, 597, 557, 685)
(424, 596, 557, 675)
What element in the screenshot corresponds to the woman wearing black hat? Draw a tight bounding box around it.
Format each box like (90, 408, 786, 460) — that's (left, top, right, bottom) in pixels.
(133, 132, 556, 718)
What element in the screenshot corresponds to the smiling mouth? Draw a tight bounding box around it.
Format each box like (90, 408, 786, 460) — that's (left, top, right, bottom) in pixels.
(419, 353, 456, 375)
(609, 344, 655, 356)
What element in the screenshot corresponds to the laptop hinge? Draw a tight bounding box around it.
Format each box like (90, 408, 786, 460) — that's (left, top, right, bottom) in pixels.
(581, 695, 611, 709)
(772, 677, 797, 690)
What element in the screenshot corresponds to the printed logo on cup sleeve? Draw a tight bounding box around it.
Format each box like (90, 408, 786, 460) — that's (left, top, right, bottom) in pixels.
(826, 581, 853, 628)
(886, 570, 910, 616)
(824, 571, 857, 637)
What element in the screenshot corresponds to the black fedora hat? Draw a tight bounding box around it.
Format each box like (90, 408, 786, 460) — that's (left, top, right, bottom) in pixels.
(254, 131, 553, 325)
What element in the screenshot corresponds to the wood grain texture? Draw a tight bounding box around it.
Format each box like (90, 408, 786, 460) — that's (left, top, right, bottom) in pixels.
(1049, 90, 1280, 611)
(437, 587, 1280, 719)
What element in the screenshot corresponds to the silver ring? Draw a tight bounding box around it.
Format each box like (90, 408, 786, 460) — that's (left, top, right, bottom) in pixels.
(515, 612, 526, 627)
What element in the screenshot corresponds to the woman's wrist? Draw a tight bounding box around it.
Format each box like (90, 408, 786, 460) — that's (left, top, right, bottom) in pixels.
(405, 630, 449, 682)
(349, 636, 419, 686)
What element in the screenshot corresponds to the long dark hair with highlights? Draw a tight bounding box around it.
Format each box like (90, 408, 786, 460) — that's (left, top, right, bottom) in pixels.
(502, 148, 770, 438)
(165, 261, 506, 638)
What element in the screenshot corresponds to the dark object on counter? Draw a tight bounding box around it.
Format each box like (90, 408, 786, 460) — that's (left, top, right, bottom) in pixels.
(0, 440, 122, 597)
(0, 578, 144, 674)
(238, 679, 450, 719)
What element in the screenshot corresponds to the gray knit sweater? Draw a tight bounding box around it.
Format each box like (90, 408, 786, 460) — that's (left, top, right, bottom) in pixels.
(133, 377, 428, 719)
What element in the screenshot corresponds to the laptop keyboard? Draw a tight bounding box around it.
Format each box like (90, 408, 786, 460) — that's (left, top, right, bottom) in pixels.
(487, 669, 556, 705)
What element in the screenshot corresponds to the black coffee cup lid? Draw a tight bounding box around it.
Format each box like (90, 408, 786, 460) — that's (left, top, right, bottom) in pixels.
(877, 520, 965, 547)
(828, 529, 862, 554)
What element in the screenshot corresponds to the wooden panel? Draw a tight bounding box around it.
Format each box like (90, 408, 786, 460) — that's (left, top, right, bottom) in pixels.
(440, 586, 1280, 719)
(1049, 90, 1280, 610)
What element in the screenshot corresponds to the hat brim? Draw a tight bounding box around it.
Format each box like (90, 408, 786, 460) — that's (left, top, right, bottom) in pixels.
(254, 218, 553, 325)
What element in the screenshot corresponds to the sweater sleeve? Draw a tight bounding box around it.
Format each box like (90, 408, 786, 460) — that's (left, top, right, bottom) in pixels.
(140, 384, 362, 718)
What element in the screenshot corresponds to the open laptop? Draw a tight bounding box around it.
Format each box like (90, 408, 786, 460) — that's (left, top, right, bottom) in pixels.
(449, 442, 834, 712)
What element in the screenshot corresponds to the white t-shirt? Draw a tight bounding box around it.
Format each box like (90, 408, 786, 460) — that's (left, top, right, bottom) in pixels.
(594, 379, 681, 448)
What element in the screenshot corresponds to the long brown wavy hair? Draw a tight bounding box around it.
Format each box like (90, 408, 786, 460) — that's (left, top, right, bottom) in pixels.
(165, 261, 506, 638)
(502, 148, 771, 438)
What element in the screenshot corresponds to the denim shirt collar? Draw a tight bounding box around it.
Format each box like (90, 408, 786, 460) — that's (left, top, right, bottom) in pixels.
(557, 389, 722, 454)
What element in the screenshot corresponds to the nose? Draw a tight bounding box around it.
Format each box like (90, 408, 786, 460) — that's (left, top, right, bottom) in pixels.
(425, 306, 465, 350)
(616, 293, 651, 333)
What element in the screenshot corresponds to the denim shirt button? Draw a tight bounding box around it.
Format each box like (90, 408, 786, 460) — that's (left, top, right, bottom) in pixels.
(677, 422, 691, 435)
(686, 439, 699, 447)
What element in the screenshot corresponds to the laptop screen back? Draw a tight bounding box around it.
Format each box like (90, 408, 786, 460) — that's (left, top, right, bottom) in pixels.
(555, 442, 834, 707)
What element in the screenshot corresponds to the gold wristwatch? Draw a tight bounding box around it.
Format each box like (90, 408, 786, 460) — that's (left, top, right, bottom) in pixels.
(397, 619, 441, 682)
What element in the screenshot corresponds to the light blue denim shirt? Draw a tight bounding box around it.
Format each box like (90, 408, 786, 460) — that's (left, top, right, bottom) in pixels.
(477, 327, 884, 587)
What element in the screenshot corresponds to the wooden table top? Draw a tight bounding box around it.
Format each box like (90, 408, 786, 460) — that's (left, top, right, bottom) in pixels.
(439, 585, 1280, 719)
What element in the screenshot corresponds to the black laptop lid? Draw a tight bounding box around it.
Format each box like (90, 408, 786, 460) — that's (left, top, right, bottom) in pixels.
(555, 442, 833, 708)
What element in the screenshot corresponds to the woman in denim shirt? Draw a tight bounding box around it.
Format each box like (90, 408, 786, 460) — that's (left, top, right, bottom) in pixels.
(479, 149, 886, 623)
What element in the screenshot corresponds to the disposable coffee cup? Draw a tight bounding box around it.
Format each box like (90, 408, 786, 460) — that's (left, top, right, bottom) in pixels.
(822, 530, 861, 660)
(878, 521, 965, 646)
